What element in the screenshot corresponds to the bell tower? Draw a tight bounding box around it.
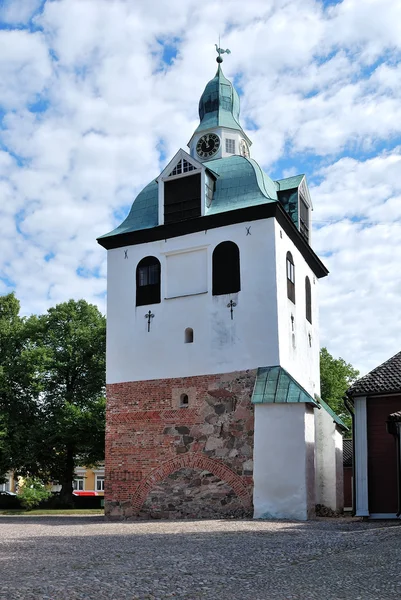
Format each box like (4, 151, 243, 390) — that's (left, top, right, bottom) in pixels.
(98, 47, 345, 524)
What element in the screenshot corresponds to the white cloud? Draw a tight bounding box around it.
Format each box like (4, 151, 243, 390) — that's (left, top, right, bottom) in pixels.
(0, 30, 51, 109)
(0, 0, 401, 376)
(0, 0, 42, 25)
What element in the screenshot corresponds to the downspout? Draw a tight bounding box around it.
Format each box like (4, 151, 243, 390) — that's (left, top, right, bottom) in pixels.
(344, 395, 355, 516)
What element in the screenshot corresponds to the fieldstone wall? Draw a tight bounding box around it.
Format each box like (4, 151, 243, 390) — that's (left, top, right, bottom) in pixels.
(105, 369, 256, 520)
(141, 467, 250, 519)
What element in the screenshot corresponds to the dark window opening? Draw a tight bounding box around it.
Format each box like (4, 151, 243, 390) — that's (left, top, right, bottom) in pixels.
(305, 277, 312, 324)
(136, 256, 161, 306)
(185, 328, 194, 343)
(286, 251, 295, 303)
(164, 173, 201, 224)
(180, 393, 189, 407)
(212, 241, 241, 295)
(299, 197, 309, 243)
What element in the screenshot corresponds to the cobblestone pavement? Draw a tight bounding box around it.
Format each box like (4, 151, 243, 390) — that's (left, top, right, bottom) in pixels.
(0, 516, 400, 599)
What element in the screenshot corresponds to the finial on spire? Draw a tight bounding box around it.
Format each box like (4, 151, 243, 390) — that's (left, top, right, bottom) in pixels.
(215, 42, 231, 64)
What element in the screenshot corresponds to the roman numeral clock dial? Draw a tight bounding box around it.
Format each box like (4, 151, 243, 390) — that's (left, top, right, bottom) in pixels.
(196, 133, 220, 158)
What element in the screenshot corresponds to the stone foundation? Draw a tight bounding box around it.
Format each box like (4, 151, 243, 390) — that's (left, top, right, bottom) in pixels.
(105, 369, 256, 519)
(140, 467, 251, 519)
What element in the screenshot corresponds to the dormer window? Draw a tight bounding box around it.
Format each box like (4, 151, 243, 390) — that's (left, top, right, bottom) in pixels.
(299, 195, 309, 243)
(158, 150, 213, 225)
(169, 159, 196, 176)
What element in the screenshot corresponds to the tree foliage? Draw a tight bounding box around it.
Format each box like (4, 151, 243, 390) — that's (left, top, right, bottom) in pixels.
(17, 476, 51, 510)
(0, 296, 106, 505)
(320, 347, 359, 431)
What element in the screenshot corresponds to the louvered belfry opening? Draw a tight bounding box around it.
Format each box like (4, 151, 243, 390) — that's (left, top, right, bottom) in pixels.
(164, 173, 201, 224)
(212, 241, 241, 295)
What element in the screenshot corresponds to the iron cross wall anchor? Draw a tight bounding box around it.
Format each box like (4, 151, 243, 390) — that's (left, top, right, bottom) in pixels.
(145, 310, 154, 332)
(227, 299, 237, 320)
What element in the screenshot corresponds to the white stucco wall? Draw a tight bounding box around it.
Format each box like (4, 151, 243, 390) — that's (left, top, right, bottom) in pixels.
(253, 403, 316, 521)
(315, 408, 344, 511)
(106, 219, 280, 383)
(274, 221, 320, 399)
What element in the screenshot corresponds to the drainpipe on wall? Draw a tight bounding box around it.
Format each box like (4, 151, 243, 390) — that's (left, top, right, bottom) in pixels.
(344, 395, 355, 516)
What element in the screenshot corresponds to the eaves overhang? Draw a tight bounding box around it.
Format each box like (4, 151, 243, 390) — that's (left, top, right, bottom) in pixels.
(97, 201, 329, 279)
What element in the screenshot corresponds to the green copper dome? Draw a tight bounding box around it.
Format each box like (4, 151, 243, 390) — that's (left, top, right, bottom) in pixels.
(195, 65, 246, 136)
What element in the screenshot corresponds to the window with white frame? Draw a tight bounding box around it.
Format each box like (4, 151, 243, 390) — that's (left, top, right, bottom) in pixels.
(225, 138, 235, 154)
(96, 476, 105, 492)
(0, 482, 10, 492)
(73, 477, 84, 491)
(286, 252, 295, 303)
(169, 159, 196, 177)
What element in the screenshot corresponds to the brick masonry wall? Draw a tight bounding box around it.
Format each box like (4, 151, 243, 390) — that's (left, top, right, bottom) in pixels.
(105, 369, 256, 519)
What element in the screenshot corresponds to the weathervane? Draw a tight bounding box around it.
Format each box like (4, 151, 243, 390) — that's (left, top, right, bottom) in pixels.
(215, 40, 231, 64)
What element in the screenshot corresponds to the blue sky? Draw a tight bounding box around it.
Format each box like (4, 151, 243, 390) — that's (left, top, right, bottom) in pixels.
(0, 0, 401, 375)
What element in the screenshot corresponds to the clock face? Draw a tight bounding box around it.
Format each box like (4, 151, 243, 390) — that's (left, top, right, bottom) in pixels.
(240, 139, 250, 158)
(196, 133, 220, 159)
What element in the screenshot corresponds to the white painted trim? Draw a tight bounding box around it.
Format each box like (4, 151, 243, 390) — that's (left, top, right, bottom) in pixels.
(369, 513, 401, 519)
(165, 291, 208, 300)
(161, 244, 209, 256)
(354, 396, 369, 516)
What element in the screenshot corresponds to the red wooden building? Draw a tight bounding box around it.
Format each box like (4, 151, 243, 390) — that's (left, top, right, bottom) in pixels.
(346, 351, 401, 519)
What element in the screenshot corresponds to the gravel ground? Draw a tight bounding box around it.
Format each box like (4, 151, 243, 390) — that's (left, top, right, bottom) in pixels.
(0, 516, 400, 600)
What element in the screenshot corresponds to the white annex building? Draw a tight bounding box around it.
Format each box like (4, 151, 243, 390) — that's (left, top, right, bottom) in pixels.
(98, 50, 346, 521)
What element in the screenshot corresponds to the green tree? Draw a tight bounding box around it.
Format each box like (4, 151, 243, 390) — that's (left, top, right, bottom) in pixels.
(0, 294, 43, 482)
(26, 299, 106, 505)
(320, 347, 359, 431)
(17, 476, 51, 510)
(0, 295, 106, 506)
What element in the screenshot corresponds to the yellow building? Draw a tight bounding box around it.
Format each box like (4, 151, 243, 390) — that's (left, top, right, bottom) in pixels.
(2, 466, 104, 496)
(72, 465, 105, 497)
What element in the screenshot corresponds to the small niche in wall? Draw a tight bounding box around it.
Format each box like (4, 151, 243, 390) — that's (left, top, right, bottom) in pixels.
(185, 328, 194, 343)
(180, 393, 189, 407)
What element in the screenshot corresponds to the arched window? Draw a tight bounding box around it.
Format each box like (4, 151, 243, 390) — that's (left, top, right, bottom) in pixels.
(180, 393, 189, 407)
(185, 328, 194, 343)
(286, 252, 295, 303)
(136, 256, 161, 306)
(305, 277, 312, 324)
(212, 241, 240, 296)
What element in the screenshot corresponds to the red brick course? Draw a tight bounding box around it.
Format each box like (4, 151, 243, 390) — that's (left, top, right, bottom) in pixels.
(105, 369, 256, 519)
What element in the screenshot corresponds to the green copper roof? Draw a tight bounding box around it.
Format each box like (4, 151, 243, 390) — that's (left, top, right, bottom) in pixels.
(195, 65, 246, 137)
(252, 366, 319, 407)
(204, 156, 277, 215)
(276, 174, 305, 192)
(315, 395, 348, 431)
(99, 180, 158, 238)
(99, 155, 278, 239)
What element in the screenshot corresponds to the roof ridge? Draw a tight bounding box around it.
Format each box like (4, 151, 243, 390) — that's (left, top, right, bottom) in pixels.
(347, 350, 401, 396)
